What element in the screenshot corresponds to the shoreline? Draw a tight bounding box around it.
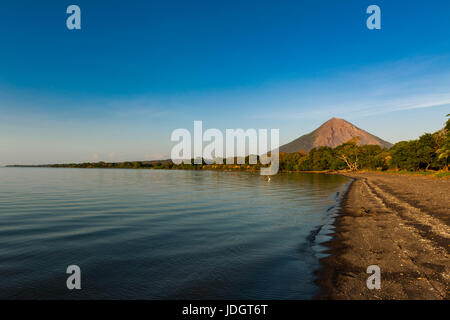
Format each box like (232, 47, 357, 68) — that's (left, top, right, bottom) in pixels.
(315, 172, 449, 299)
(5, 165, 449, 177)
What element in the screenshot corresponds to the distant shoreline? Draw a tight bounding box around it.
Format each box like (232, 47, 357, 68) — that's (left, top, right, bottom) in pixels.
(5, 164, 449, 179)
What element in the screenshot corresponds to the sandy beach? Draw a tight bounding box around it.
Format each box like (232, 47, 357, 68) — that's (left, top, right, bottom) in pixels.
(316, 172, 450, 299)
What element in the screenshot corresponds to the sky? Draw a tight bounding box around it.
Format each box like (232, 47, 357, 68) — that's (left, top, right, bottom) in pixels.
(1, 0, 450, 165)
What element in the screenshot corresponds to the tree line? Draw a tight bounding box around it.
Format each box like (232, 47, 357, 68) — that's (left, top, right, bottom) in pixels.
(33, 115, 449, 172)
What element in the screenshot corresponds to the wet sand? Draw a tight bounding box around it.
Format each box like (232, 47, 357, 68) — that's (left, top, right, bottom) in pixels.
(316, 172, 449, 299)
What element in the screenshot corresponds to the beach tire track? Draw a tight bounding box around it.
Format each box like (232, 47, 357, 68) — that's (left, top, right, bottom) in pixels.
(361, 177, 450, 298)
(364, 179, 450, 241)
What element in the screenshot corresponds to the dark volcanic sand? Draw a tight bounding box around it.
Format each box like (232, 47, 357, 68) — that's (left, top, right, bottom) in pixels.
(316, 172, 449, 299)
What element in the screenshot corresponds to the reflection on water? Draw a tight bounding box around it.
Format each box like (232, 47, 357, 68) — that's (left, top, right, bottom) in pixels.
(0, 168, 349, 299)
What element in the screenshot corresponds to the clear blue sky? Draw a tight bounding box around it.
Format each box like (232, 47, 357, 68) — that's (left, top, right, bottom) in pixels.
(1, 0, 450, 164)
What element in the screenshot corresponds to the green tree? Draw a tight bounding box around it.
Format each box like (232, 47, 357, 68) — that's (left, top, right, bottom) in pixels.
(309, 147, 335, 170)
(358, 145, 384, 169)
(390, 140, 421, 171)
(436, 114, 450, 170)
(417, 133, 436, 170)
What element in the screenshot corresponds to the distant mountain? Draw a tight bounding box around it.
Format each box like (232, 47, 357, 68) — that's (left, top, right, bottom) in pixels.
(280, 118, 393, 153)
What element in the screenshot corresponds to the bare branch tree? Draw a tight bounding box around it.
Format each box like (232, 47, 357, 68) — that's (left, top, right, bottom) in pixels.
(339, 154, 358, 171)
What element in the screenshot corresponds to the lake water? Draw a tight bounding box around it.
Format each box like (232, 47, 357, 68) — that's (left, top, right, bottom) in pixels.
(0, 167, 350, 299)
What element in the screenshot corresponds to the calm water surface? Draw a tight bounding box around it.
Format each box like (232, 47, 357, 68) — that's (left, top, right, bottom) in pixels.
(0, 168, 350, 299)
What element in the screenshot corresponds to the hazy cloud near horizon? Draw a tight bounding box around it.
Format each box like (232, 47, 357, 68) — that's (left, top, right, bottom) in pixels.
(1, 55, 450, 165)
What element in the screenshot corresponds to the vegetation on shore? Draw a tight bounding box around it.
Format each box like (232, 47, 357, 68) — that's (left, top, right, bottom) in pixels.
(8, 115, 450, 176)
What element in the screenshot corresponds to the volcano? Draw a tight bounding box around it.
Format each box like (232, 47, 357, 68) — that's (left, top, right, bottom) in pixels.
(279, 118, 393, 153)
